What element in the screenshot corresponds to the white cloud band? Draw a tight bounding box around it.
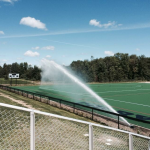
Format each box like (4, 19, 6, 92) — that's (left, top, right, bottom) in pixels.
(0, 0, 18, 3)
(89, 19, 122, 28)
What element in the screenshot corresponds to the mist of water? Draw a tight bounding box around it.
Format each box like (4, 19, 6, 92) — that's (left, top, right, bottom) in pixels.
(40, 58, 130, 126)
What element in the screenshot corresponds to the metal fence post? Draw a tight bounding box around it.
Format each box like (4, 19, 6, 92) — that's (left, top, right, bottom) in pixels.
(89, 124, 93, 150)
(92, 109, 93, 120)
(30, 111, 35, 150)
(129, 133, 133, 150)
(118, 115, 120, 129)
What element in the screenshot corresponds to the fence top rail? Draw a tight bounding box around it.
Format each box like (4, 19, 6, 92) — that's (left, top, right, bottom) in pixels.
(0, 102, 150, 140)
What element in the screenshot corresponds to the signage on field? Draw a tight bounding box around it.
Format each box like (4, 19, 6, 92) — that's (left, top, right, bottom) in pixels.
(9, 73, 19, 79)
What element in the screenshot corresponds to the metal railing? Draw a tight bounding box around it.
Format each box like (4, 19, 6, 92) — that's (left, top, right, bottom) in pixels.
(0, 102, 150, 150)
(0, 84, 150, 131)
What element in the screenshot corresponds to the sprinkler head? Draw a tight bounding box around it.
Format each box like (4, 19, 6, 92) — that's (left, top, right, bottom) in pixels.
(130, 125, 134, 129)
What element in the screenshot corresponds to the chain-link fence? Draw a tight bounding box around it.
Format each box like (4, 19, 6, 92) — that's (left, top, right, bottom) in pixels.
(0, 103, 150, 150)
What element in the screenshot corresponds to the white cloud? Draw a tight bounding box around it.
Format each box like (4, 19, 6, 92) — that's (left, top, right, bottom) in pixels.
(20, 17, 47, 30)
(0, 0, 18, 3)
(32, 46, 40, 50)
(24, 50, 39, 57)
(46, 55, 51, 58)
(0, 31, 4, 35)
(89, 19, 122, 28)
(136, 48, 140, 51)
(42, 46, 55, 50)
(104, 51, 114, 56)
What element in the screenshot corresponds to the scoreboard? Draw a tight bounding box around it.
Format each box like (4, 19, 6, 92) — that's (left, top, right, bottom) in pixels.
(9, 73, 19, 79)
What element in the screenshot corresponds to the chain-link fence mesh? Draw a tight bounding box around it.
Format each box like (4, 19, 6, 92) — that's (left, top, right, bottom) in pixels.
(93, 125, 129, 150)
(132, 135, 150, 150)
(0, 106, 30, 150)
(35, 113, 89, 150)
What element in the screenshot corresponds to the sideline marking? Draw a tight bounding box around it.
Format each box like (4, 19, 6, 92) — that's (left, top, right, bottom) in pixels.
(92, 88, 150, 94)
(104, 97, 150, 108)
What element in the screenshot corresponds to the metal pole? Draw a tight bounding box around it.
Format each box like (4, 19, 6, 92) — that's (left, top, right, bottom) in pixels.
(129, 133, 133, 150)
(118, 115, 120, 129)
(92, 109, 93, 120)
(89, 124, 93, 150)
(30, 111, 35, 150)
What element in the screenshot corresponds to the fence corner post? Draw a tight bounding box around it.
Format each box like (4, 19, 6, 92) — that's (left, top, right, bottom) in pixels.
(129, 133, 133, 150)
(89, 124, 93, 150)
(30, 111, 35, 150)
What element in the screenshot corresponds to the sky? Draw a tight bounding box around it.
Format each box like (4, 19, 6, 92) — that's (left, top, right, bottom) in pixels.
(0, 0, 150, 66)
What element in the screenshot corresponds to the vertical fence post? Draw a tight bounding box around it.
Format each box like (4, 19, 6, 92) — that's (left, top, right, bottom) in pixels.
(89, 124, 93, 150)
(118, 115, 120, 129)
(129, 133, 133, 150)
(30, 111, 35, 150)
(92, 109, 93, 120)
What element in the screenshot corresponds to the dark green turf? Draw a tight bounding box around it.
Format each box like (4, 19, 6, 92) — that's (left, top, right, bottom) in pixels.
(13, 82, 150, 128)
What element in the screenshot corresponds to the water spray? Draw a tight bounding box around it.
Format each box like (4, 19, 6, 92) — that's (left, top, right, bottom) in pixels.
(41, 59, 130, 126)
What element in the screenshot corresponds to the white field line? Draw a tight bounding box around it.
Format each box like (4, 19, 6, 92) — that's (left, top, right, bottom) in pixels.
(39, 87, 150, 98)
(104, 98, 150, 108)
(88, 83, 139, 86)
(87, 88, 150, 94)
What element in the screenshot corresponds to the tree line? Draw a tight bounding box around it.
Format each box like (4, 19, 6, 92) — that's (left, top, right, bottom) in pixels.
(1, 53, 150, 82)
(70, 53, 150, 82)
(0, 62, 41, 81)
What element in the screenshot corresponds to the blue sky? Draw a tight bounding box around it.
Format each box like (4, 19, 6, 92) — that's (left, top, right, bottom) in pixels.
(0, 0, 150, 66)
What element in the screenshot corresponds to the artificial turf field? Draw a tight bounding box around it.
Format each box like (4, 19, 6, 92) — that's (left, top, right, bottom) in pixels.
(13, 82, 150, 128)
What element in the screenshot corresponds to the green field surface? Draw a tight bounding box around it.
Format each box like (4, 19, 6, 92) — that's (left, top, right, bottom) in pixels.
(13, 82, 150, 129)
